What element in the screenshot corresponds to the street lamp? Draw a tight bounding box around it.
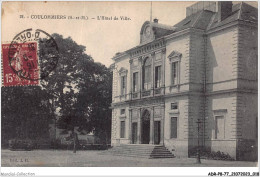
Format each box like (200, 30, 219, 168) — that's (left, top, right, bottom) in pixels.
(196, 119, 202, 164)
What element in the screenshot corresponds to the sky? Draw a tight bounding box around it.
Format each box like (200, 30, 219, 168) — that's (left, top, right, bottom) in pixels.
(2, 1, 258, 67)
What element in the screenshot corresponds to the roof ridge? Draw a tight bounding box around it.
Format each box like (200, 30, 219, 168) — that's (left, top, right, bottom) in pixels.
(207, 12, 217, 31)
(191, 10, 203, 28)
(238, 2, 243, 20)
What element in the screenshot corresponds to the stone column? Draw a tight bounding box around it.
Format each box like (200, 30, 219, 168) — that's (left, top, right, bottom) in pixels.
(129, 108, 132, 144)
(129, 59, 133, 99)
(137, 108, 142, 144)
(162, 48, 166, 94)
(138, 56, 142, 98)
(149, 107, 154, 144)
(160, 104, 165, 145)
(151, 52, 155, 96)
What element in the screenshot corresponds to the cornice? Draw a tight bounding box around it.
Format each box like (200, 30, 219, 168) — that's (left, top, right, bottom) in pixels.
(126, 38, 166, 59)
(112, 52, 128, 61)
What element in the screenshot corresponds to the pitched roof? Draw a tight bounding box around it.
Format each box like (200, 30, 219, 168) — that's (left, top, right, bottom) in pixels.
(173, 10, 214, 32)
(150, 22, 176, 39)
(173, 2, 257, 32)
(207, 2, 257, 30)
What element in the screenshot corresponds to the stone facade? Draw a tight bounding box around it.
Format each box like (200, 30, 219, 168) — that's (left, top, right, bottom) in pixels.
(111, 1, 257, 160)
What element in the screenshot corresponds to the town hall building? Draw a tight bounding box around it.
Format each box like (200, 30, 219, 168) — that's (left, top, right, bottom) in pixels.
(110, 1, 257, 160)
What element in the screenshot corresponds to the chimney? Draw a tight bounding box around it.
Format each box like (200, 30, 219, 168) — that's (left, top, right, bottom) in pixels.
(217, 1, 233, 22)
(153, 18, 158, 23)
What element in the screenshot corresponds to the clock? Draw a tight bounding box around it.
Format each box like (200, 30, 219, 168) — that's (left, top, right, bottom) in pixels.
(145, 26, 151, 37)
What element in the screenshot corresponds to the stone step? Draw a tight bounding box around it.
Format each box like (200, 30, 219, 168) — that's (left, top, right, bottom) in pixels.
(103, 144, 175, 159)
(111, 149, 172, 154)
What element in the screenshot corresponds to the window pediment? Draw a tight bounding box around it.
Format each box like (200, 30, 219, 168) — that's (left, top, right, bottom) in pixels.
(168, 50, 182, 63)
(118, 67, 128, 75)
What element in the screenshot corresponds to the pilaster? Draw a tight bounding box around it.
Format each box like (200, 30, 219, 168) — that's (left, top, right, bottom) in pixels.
(149, 107, 154, 144)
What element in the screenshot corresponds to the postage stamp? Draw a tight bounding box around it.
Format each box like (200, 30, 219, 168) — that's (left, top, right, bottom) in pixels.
(2, 42, 39, 86)
(2, 28, 59, 86)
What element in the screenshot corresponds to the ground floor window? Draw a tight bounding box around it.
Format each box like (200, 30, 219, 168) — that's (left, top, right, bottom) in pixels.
(171, 117, 177, 138)
(215, 116, 225, 139)
(120, 121, 125, 138)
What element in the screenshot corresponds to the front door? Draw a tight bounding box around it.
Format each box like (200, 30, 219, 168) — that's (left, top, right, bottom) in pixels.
(141, 119, 150, 144)
(141, 109, 150, 144)
(154, 121, 161, 145)
(132, 122, 137, 144)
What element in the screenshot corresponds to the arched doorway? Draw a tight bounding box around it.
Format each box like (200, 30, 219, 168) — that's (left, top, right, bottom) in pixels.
(141, 109, 150, 144)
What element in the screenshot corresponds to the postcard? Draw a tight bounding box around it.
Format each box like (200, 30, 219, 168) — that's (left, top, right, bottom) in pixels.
(1, 1, 258, 176)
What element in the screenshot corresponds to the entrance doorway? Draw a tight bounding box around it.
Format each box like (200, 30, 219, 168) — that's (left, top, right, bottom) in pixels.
(141, 109, 150, 144)
(154, 121, 161, 144)
(132, 122, 137, 144)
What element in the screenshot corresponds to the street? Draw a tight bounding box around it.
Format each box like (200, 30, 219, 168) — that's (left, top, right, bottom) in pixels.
(1, 149, 258, 167)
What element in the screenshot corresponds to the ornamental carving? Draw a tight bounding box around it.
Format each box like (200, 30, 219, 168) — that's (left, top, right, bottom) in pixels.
(118, 67, 128, 75)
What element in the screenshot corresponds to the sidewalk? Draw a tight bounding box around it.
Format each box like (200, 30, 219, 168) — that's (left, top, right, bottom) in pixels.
(1, 149, 258, 167)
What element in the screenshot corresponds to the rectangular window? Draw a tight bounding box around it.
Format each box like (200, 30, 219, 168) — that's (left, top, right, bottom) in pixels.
(171, 117, 177, 138)
(171, 62, 178, 85)
(215, 116, 224, 139)
(120, 121, 125, 138)
(121, 76, 126, 95)
(143, 66, 151, 90)
(120, 109, 125, 115)
(155, 66, 161, 88)
(133, 72, 138, 92)
(171, 103, 178, 110)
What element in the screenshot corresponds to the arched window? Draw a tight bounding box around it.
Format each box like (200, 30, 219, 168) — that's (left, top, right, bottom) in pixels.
(142, 57, 151, 90)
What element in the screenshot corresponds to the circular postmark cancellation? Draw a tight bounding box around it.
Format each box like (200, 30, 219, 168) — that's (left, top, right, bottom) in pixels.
(7, 28, 59, 83)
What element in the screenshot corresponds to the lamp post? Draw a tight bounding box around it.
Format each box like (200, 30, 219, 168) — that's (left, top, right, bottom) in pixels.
(196, 119, 202, 164)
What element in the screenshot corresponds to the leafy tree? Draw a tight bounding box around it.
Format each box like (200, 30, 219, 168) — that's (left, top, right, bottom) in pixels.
(42, 34, 112, 145)
(2, 34, 112, 149)
(1, 86, 55, 147)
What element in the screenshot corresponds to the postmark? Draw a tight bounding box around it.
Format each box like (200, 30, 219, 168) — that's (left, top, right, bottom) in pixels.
(2, 28, 59, 86)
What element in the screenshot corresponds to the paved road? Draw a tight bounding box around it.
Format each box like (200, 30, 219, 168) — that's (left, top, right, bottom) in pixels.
(1, 149, 258, 167)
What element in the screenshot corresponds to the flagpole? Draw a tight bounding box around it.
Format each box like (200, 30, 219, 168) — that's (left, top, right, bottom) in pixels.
(150, 1, 152, 22)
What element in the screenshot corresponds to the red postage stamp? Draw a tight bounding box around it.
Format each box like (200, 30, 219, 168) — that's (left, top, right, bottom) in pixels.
(2, 42, 39, 86)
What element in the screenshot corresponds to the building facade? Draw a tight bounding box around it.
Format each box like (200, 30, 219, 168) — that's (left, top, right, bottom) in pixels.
(110, 1, 258, 160)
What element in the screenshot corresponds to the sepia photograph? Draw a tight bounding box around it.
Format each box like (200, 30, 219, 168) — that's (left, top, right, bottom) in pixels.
(1, 0, 259, 176)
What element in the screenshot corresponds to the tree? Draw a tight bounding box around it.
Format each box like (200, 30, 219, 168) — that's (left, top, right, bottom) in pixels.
(1, 86, 55, 147)
(41, 34, 112, 148)
(2, 34, 112, 150)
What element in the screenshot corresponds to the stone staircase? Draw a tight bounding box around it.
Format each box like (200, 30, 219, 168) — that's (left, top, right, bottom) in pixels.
(103, 144, 175, 159)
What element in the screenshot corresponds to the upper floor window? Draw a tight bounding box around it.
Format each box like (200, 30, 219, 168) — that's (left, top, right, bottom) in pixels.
(120, 109, 125, 115)
(118, 67, 128, 96)
(171, 103, 178, 110)
(133, 72, 138, 92)
(143, 58, 151, 90)
(121, 75, 126, 95)
(171, 62, 178, 85)
(155, 66, 161, 88)
(168, 50, 182, 86)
